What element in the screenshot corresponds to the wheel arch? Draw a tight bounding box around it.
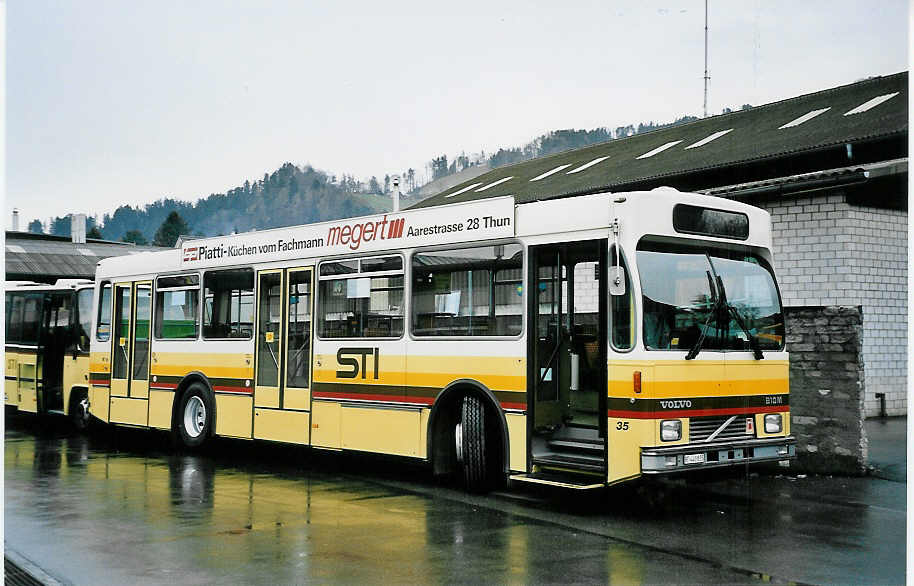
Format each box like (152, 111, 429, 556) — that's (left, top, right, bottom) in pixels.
(65, 385, 89, 416)
(427, 378, 510, 476)
(172, 372, 217, 436)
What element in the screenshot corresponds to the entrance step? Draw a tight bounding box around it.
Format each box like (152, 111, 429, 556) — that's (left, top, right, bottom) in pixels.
(46, 409, 65, 416)
(510, 473, 605, 490)
(547, 438, 604, 454)
(533, 452, 604, 474)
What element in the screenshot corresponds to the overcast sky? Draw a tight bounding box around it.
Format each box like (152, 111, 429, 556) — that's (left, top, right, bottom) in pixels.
(5, 1, 909, 228)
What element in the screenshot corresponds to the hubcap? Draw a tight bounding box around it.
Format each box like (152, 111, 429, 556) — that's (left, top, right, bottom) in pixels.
(183, 396, 206, 438)
(77, 397, 89, 425)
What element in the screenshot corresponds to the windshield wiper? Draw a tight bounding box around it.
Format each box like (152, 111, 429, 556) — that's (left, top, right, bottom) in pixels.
(685, 270, 718, 361)
(715, 273, 764, 360)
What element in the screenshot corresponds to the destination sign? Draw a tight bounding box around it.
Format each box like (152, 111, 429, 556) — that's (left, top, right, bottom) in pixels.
(180, 196, 515, 268)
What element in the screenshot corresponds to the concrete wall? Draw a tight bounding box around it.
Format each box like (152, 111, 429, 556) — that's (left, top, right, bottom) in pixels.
(785, 306, 867, 475)
(758, 190, 907, 417)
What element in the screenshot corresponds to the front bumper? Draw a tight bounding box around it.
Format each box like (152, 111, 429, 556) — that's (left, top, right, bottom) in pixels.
(641, 436, 796, 474)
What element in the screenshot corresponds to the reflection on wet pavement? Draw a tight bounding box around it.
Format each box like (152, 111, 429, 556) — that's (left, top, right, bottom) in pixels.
(5, 418, 748, 585)
(5, 414, 905, 585)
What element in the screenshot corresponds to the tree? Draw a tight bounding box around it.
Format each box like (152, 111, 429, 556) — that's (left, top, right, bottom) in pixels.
(383, 174, 390, 194)
(27, 219, 43, 234)
(87, 226, 103, 239)
(153, 211, 189, 247)
(122, 230, 148, 245)
(368, 176, 381, 194)
(50, 215, 71, 237)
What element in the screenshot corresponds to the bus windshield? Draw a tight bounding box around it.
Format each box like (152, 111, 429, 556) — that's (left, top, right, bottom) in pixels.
(637, 241, 784, 352)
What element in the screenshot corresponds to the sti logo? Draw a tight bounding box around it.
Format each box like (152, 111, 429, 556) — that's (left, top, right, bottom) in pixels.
(183, 247, 199, 262)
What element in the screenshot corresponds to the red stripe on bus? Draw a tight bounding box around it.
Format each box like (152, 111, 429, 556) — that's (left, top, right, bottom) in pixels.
(607, 405, 790, 419)
(314, 391, 525, 411)
(150, 383, 178, 390)
(213, 385, 252, 394)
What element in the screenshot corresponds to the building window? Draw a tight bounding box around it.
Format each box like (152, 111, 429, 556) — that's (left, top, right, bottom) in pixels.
(155, 275, 199, 340)
(318, 256, 404, 338)
(411, 243, 523, 337)
(203, 269, 254, 339)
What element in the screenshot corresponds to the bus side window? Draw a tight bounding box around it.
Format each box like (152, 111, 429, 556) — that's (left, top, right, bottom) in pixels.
(97, 282, 112, 341)
(7, 293, 24, 344)
(610, 246, 633, 351)
(155, 275, 200, 340)
(203, 269, 254, 339)
(318, 256, 404, 339)
(21, 295, 41, 345)
(77, 288, 93, 350)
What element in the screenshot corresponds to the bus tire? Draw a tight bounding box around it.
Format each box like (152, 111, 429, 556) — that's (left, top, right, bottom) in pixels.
(69, 390, 90, 432)
(176, 384, 213, 449)
(458, 394, 488, 492)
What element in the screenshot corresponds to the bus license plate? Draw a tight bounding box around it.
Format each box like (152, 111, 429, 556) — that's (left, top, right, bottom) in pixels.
(684, 453, 705, 465)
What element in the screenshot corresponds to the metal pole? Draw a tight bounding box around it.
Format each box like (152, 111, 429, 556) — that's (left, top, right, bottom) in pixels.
(704, 0, 709, 118)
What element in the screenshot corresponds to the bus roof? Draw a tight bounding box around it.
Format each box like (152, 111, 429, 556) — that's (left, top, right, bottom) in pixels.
(5, 279, 94, 292)
(94, 188, 771, 280)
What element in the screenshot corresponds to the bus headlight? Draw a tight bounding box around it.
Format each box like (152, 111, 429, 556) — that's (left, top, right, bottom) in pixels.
(764, 414, 783, 434)
(661, 420, 682, 442)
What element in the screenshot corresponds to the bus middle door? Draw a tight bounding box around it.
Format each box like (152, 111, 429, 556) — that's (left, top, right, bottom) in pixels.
(109, 281, 151, 426)
(253, 267, 313, 445)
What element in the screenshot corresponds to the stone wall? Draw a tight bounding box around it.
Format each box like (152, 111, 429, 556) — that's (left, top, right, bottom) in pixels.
(757, 189, 907, 417)
(785, 305, 867, 475)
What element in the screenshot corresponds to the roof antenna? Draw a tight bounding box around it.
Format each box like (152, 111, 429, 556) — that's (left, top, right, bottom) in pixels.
(703, 0, 710, 118)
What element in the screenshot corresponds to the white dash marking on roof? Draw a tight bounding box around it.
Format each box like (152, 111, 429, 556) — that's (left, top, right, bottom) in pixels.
(5, 245, 26, 253)
(844, 92, 900, 116)
(566, 156, 610, 174)
(444, 182, 483, 198)
(684, 129, 733, 150)
(636, 140, 683, 159)
(529, 164, 573, 181)
(778, 107, 830, 129)
(77, 248, 97, 256)
(475, 176, 514, 192)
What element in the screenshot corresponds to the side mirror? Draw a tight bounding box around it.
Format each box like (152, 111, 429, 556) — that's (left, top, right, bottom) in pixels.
(609, 267, 627, 296)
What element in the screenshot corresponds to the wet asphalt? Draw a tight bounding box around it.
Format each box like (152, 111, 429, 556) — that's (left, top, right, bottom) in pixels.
(4, 413, 906, 585)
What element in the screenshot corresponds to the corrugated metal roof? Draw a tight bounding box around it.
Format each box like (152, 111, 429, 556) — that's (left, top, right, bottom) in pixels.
(413, 72, 907, 209)
(4, 232, 163, 280)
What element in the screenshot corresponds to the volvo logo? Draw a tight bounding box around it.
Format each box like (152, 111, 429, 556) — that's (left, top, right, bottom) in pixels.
(660, 400, 692, 409)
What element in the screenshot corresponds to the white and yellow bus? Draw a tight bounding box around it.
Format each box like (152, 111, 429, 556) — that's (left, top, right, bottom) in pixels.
(87, 188, 794, 491)
(6, 279, 94, 428)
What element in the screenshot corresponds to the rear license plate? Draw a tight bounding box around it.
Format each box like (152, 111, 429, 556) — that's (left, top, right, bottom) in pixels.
(684, 453, 706, 465)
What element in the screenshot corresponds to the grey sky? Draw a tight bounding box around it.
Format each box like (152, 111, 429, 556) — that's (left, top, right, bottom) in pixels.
(6, 1, 908, 228)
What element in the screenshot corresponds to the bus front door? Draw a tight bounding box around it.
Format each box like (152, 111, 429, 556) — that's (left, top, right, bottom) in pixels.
(528, 240, 607, 479)
(253, 267, 313, 445)
(109, 281, 151, 426)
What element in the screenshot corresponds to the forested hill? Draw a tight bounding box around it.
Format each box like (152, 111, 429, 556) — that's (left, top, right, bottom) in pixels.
(37, 105, 751, 243)
(97, 163, 400, 242)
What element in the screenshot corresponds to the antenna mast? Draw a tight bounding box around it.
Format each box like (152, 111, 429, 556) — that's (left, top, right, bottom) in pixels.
(703, 0, 710, 117)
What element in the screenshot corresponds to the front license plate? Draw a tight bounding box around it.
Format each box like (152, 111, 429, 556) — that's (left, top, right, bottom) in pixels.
(683, 453, 706, 465)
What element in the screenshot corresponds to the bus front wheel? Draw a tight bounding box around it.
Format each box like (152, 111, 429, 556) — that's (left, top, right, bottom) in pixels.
(176, 384, 213, 449)
(457, 394, 488, 492)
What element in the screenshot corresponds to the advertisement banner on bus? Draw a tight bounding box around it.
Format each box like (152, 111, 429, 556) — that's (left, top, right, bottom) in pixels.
(180, 197, 515, 268)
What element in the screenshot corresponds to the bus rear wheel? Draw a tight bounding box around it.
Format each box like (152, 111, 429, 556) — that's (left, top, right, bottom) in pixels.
(69, 391, 90, 432)
(457, 394, 489, 492)
(176, 384, 213, 449)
